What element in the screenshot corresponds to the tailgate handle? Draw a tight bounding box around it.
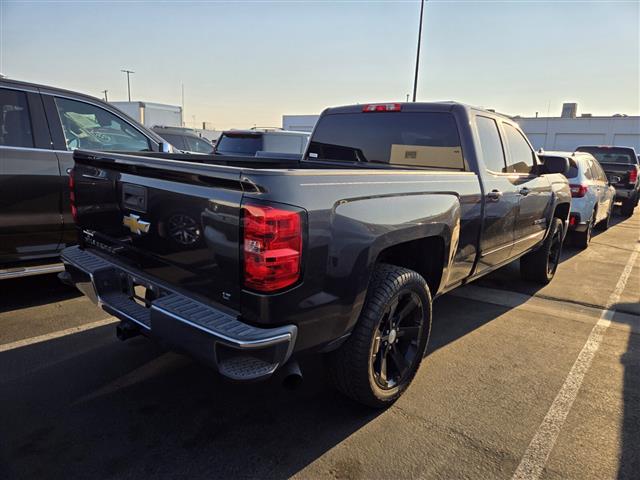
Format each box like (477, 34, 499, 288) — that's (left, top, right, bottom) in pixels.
(122, 183, 147, 212)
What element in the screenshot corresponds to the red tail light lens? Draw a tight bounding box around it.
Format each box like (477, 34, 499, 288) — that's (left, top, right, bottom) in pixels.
(243, 203, 303, 292)
(629, 168, 638, 184)
(362, 103, 401, 112)
(68, 169, 78, 221)
(569, 184, 588, 198)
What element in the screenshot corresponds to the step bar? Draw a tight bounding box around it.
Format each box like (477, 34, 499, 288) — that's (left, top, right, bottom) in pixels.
(0, 263, 65, 280)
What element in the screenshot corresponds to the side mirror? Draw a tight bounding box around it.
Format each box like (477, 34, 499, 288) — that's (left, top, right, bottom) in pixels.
(543, 156, 570, 175)
(609, 175, 621, 185)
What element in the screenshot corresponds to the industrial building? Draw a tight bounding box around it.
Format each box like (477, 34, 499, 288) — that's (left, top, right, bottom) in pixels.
(110, 101, 183, 128)
(283, 103, 640, 152)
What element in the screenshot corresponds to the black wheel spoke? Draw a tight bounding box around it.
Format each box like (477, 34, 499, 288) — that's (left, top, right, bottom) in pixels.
(389, 346, 409, 376)
(379, 351, 388, 385)
(386, 298, 399, 325)
(397, 325, 420, 340)
(395, 300, 418, 326)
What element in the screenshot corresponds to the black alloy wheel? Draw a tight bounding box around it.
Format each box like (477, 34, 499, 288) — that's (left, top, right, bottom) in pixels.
(371, 291, 424, 390)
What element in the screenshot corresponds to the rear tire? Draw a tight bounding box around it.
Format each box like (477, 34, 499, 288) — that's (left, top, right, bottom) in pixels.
(621, 196, 636, 217)
(573, 211, 594, 249)
(520, 218, 564, 285)
(326, 263, 432, 408)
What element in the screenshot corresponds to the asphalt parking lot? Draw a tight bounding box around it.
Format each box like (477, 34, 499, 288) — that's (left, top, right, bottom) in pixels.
(1, 210, 638, 480)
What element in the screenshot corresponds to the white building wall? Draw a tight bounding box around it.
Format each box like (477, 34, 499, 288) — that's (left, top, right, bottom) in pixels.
(283, 113, 640, 153)
(516, 116, 640, 152)
(282, 115, 319, 132)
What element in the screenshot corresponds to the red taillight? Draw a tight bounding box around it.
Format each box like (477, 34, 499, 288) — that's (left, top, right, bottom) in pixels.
(243, 203, 303, 292)
(569, 184, 588, 198)
(68, 169, 78, 221)
(362, 103, 402, 112)
(629, 168, 638, 184)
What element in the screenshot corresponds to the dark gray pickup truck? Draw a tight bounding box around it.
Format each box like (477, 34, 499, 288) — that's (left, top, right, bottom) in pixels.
(61, 102, 571, 407)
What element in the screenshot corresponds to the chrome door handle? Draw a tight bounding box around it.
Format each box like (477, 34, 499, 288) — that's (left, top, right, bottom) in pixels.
(519, 187, 530, 196)
(487, 189, 503, 201)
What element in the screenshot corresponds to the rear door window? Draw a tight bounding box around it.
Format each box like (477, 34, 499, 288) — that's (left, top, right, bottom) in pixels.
(307, 112, 465, 170)
(476, 116, 506, 173)
(0, 88, 34, 148)
(502, 123, 536, 174)
(55, 97, 151, 151)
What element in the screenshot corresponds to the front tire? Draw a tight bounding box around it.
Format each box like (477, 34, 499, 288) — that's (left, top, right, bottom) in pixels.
(326, 264, 432, 408)
(520, 217, 564, 284)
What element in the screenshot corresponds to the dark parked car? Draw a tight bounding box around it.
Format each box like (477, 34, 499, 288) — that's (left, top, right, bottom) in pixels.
(0, 79, 173, 279)
(575, 145, 640, 217)
(61, 102, 571, 407)
(151, 126, 215, 154)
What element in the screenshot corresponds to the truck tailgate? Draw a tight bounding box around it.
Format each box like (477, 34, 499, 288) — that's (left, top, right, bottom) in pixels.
(600, 162, 636, 187)
(71, 150, 245, 310)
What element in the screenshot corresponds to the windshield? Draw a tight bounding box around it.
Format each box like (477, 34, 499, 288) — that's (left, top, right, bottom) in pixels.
(576, 146, 635, 165)
(307, 112, 464, 170)
(215, 134, 263, 156)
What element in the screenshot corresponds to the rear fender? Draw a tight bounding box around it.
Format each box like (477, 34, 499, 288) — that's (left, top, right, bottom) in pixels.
(328, 193, 460, 329)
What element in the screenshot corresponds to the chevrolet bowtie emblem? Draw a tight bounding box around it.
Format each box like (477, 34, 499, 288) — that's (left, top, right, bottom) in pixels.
(123, 214, 151, 235)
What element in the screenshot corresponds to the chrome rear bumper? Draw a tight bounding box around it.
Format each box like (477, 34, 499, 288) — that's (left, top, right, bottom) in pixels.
(61, 246, 297, 381)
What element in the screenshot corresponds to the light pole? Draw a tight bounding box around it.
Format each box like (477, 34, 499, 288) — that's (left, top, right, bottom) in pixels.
(101, 89, 108, 102)
(121, 69, 135, 102)
(412, 0, 425, 102)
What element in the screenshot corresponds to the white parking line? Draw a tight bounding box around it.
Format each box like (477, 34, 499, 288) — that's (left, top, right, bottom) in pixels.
(0, 318, 118, 353)
(512, 240, 640, 480)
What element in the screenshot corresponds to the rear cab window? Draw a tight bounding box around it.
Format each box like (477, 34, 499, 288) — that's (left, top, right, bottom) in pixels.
(576, 146, 637, 165)
(215, 133, 263, 156)
(306, 111, 465, 170)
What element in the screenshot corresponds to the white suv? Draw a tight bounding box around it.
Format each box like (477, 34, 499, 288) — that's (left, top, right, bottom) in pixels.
(542, 151, 615, 249)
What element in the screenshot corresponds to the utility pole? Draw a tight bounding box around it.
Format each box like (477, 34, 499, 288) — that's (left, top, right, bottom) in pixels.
(406, 94, 410, 102)
(102, 90, 108, 102)
(181, 83, 185, 127)
(412, 0, 425, 102)
(121, 69, 135, 102)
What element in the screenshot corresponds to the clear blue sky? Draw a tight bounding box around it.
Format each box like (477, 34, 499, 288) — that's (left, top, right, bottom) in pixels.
(2, 1, 638, 129)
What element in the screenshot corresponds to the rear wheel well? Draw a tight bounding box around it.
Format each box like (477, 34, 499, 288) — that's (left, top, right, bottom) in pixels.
(376, 236, 445, 295)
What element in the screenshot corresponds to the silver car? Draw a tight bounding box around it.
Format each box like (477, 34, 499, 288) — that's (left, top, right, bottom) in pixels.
(542, 151, 615, 249)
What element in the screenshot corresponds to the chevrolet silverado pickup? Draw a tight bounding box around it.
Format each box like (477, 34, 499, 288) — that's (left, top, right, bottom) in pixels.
(60, 102, 571, 407)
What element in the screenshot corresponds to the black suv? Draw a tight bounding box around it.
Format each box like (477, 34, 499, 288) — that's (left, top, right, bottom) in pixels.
(0, 78, 172, 278)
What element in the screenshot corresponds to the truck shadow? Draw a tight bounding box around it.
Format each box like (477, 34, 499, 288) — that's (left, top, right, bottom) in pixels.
(0, 272, 79, 314)
(0, 285, 530, 480)
(613, 303, 640, 480)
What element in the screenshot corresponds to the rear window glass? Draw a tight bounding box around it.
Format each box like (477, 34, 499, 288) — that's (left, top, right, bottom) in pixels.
(216, 134, 262, 156)
(576, 147, 635, 164)
(307, 112, 464, 170)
